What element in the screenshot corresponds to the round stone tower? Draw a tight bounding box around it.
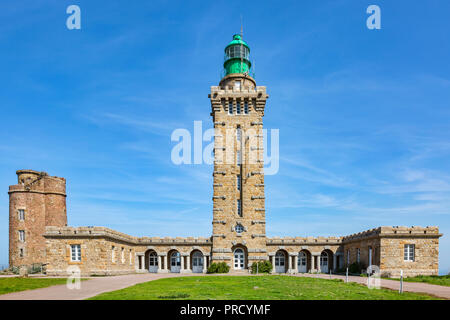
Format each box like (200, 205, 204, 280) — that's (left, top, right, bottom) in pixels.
(8, 170, 67, 268)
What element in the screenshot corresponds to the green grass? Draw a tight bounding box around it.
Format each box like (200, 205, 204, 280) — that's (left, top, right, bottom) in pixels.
(0, 277, 70, 295)
(89, 276, 439, 300)
(390, 275, 450, 287)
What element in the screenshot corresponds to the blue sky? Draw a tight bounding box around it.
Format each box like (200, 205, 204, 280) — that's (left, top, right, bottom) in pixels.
(0, 1, 449, 273)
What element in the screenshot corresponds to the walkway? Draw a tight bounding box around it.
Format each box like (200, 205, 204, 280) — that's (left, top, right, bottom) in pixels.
(0, 273, 195, 300)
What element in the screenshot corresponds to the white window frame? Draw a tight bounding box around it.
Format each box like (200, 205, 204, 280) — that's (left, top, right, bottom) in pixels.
(19, 230, 25, 242)
(71, 244, 81, 262)
(18, 209, 25, 221)
(404, 244, 415, 262)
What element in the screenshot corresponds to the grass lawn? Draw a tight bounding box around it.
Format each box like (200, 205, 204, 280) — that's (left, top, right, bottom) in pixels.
(0, 277, 70, 295)
(390, 275, 450, 287)
(89, 276, 439, 300)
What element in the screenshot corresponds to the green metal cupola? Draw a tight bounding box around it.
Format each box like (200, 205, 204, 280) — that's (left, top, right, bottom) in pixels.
(223, 34, 252, 76)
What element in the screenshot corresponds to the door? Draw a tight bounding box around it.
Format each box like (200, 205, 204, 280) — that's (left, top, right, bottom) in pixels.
(320, 252, 328, 273)
(275, 251, 286, 273)
(170, 251, 181, 273)
(192, 251, 204, 273)
(148, 252, 158, 273)
(298, 252, 307, 273)
(234, 249, 245, 270)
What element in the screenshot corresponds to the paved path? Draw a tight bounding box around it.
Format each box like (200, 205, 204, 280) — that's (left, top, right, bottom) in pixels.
(1, 272, 449, 300)
(0, 273, 196, 300)
(292, 273, 450, 299)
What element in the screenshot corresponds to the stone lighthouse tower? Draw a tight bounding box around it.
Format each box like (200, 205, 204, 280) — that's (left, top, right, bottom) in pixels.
(209, 34, 269, 270)
(8, 170, 67, 269)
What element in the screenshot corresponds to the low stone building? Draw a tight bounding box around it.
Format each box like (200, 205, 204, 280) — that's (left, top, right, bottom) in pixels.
(8, 34, 442, 278)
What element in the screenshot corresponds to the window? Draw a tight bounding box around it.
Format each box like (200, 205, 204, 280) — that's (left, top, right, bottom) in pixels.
(237, 199, 242, 217)
(149, 252, 158, 266)
(237, 175, 241, 191)
(71, 244, 81, 262)
(112, 246, 115, 263)
(18, 209, 25, 221)
(235, 224, 244, 234)
(236, 102, 241, 114)
(121, 247, 125, 263)
(356, 248, 360, 263)
(236, 127, 242, 142)
(347, 249, 350, 265)
(129, 249, 133, 265)
(228, 102, 233, 115)
(244, 101, 249, 114)
(19, 230, 25, 242)
(235, 80, 241, 90)
(20, 248, 24, 258)
(404, 244, 415, 261)
(171, 252, 181, 267)
(237, 150, 242, 165)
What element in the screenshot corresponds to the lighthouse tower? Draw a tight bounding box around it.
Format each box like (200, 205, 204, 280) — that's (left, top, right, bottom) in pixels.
(209, 34, 269, 270)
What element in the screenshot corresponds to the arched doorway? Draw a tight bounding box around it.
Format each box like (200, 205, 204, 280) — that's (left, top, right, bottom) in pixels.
(170, 251, 181, 273)
(275, 250, 287, 273)
(320, 251, 329, 273)
(298, 251, 308, 273)
(191, 251, 204, 273)
(148, 251, 158, 273)
(234, 248, 245, 270)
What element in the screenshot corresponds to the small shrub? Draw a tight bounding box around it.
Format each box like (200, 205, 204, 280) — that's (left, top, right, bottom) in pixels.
(251, 261, 272, 274)
(207, 262, 230, 274)
(348, 262, 366, 274)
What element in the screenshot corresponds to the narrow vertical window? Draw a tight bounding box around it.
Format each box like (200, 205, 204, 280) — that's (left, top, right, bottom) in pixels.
(228, 102, 233, 115)
(112, 246, 115, 263)
(18, 209, 25, 221)
(237, 175, 241, 191)
(244, 101, 249, 114)
(121, 247, 125, 263)
(19, 230, 25, 242)
(129, 249, 133, 265)
(20, 248, 24, 258)
(70, 244, 81, 262)
(237, 199, 242, 217)
(236, 126, 241, 142)
(236, 101, 241, 114)
(356, 248, 360, 263)
(235, 80, 241, 90)
(347, 249, 350, 265)
(236, 150, 242, 165)
(404, 244, 415, 261)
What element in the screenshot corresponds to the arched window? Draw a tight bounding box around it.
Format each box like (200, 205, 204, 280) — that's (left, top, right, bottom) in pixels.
(171, 251, 181, 267)
(149, 252, 158, 266)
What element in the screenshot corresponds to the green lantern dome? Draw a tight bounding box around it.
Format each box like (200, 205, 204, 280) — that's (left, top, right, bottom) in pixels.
(223, 34, 252, 76)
